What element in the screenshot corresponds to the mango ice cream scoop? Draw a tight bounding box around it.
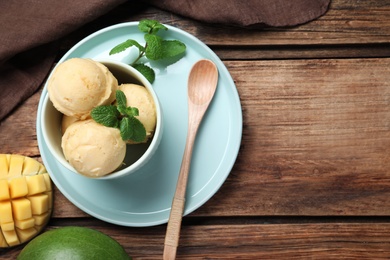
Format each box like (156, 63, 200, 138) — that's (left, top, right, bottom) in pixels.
(47, 58, 118, 120)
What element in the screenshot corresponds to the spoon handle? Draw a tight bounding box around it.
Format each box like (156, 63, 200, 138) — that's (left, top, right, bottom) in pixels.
(163, 197, 185, 259)
(163, 127, 197, 260)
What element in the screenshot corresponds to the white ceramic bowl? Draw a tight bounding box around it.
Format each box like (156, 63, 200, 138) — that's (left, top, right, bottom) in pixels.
(40, 59, 163, 180)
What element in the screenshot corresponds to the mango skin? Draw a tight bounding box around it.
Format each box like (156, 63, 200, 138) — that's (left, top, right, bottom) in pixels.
(17, 226, 131, 260)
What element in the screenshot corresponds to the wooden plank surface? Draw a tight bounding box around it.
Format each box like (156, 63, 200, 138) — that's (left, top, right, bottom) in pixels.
(1, 0, 390, 258)
(1, 58, 390, 218)
(3, 221, 390, 259)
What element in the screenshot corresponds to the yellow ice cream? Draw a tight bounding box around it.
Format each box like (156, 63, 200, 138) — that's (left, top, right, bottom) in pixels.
(61, 115, 79, 135)
(118, 84, 157, 143)
(95, 61, 118, 104)
(61, 119, 126, 177)
(47, 58, 118, 120)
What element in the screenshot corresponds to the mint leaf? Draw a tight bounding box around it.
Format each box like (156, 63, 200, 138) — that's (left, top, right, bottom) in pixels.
(144, 34, 163, 60)
(119, 117, 133, 141)
(128, 117, 147, 143)
(138, 19, 167, 34)
(116, 90, 127, 107)
(116, 90, 139, 116)
(125, 107, 139, 117)
(133, 64, 155, 83)
(161, 40, 186, 59)
(116, 90, 128, 115)
(108, 19, 186, 85)
(109, 39, 144, 55)
(91, 105, 120, 128)
(117, 104, 127, 115)
(119, 116, 147, 142)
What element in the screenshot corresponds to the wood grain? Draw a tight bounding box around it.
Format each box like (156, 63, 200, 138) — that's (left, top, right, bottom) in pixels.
(2, 57, 390, 218)
(0, 89, 40, 157)
(2, 221, 390, 259)
(1, 0, 390, 258)
(196, 58, 390, 216)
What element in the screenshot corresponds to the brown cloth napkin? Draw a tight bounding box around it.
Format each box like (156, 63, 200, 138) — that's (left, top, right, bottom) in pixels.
(0, 0, 126, 121)
(143, 0, 331, 27)
(0, 0, 330, 122)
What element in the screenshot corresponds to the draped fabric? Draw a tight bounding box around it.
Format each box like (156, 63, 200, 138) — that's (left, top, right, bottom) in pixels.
(0, 0, 330, 121)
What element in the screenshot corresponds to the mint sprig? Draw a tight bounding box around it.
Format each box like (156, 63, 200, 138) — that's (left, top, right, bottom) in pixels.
(91, 90, 146, 142)
(109, 19, 186, 83)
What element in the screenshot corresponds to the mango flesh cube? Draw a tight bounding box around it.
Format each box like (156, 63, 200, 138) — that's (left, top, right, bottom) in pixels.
(12, 198, 32, 220)
(43, 173, 52, 191)
(0, 201, 13, 224)
(2, 229, 19, 246)
(26, 175, 46, 195)
(0, 155, 9, 178)
(16, 227, 37, 244)
(9, 177, 28, 199)
(28, 194, 49, 215)
(33, 212, 50, 226)
(0, 154, 53, 247)
(0, 180, 10, 201)
(1, 222, 15, 232)
(22, 157, 41, 176)
(0, 230, 7, 247)
(45, 191, 53, 210)
(38, 165, 47, 174)
(8, 155, 24, 177)
(15, 218, 35, 230)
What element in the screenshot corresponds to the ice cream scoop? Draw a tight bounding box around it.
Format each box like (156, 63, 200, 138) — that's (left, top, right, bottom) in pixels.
(118, 84, 157, 143)
(61, 119, 126, 177)
(47, 58, 118, 120)
(95, 61, 118, 104)
(61, 115, 79, 135)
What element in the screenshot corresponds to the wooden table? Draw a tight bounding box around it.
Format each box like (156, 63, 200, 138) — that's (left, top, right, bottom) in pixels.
(2, 1, 390, 258)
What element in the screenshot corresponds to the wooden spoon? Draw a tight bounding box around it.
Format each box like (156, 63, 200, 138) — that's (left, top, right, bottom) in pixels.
(163, 59, 218, 259)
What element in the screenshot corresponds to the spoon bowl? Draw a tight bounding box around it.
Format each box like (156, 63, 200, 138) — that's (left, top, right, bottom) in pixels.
(188, 60, 219, 106)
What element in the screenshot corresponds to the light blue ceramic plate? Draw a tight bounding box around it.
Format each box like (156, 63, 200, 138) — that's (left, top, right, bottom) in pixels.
(36, 22, 242, 227)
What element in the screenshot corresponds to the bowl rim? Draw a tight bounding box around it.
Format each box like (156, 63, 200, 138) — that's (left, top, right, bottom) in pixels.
(40, 58, 163, 180)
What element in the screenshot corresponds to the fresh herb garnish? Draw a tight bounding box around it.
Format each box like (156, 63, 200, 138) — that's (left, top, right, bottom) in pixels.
(91, 90, 146, 142)
(109, 19, 186, 83)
